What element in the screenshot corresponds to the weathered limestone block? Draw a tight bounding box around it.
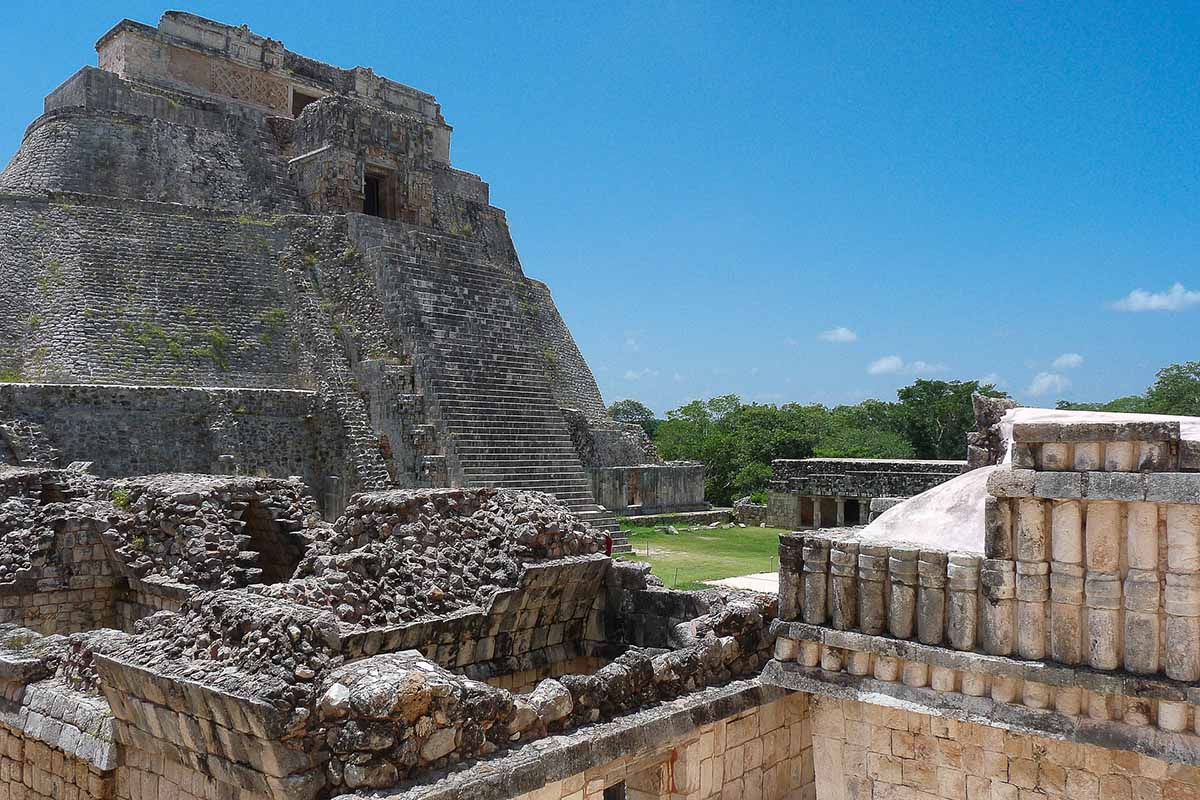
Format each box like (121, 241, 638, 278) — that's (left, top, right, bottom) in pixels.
(829, 540, 859, 631)
(1015, 499, 1048, 659)
(1050, 500, 1084, 664)
(1016, 560, 1049, 660)
(1165, 505, 1200, 681)
(1040, 443, 1071, 471)
(984, 497, 1014, 559)
(916, 550, 947, 645)
(1124, 502, 1161, 674)
(887, 547, 919, 640)
(1073, 442, 1102, 471)
(857, 544, 889, 636)
(778, 536, 803, 621)
(1105, 441, 1136, 471)
(980, 558, 1015, 656)
(1085, 502, 1122, 671)
(801, 536, 831, 626)
(946, 553, 979, 651)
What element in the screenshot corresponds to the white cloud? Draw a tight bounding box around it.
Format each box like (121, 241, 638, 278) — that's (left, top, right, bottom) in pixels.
(1052, 352, 1084, 369)
(1110, 283, 1200, 312)
(977, 372, 1006, 389)
(868, 355, 948, 376)
(623, 329, 644, 352)
(1027, 372, 1071, 397)
(868, 356, 905, 375)
(819, 326, 858, 343)
(672, 371, 686, 383)
(622, 368, 659, 381)
(784, 337, 800, 347)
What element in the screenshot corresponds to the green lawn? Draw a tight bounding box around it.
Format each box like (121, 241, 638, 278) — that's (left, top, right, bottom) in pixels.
(615, 522, 787, 590)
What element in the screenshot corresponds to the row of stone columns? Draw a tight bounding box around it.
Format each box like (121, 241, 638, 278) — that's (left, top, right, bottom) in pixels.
(777, 533, 982, 652)
(781, 497, 1200, 680)
(982, 496, 1200, 681)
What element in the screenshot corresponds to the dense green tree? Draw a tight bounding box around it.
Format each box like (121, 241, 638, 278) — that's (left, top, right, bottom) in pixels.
(653, 392, 918, 506)
(608, 399, 656, 423)
(1056, 396, 1149, 413)
(894, 379, 1005, 460)
(1146, 361, 1200, 416)
(1056, 361, 1200, 417)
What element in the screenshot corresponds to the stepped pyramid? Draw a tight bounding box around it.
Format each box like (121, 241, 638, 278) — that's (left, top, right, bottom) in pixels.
(0, 12, 706, 550)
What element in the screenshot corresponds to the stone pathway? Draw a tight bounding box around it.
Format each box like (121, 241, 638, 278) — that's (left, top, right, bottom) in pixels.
(704, 572, 779, 594)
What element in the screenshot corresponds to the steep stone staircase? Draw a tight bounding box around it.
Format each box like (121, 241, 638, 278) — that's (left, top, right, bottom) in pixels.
(370, 224, 627, 550)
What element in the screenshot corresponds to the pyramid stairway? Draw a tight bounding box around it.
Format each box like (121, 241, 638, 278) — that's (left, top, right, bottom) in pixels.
(375, 227, 628, 552)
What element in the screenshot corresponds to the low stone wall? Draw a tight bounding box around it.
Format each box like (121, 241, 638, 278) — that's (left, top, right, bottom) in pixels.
(506, 692, 813, 800)
(806, 694, 1191, 800)
(735, 498, 768, 527)
(351, 680, 811, 800)
(0, 674, 118, 800)
(588, 463, 707, 516)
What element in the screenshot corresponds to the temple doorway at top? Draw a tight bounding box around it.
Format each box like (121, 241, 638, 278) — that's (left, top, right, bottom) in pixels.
(291, 89, 320, 118)
(364, 174, 383, 217)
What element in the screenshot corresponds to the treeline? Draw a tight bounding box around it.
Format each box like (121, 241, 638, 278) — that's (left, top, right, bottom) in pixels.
(611, 361, 1200, 507)
(610, 379, 1001, 506)
(1057, 361, 1200, 416)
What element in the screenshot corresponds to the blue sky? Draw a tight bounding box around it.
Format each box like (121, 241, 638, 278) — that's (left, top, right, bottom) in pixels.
(1, 2, 1196, 415)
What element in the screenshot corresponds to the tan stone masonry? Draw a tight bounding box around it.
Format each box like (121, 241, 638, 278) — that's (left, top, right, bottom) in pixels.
(508, 694, 815, 800)
(809, 695, 1195, 800)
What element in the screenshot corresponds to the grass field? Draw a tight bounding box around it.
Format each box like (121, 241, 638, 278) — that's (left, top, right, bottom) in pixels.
(615, 522, 787, 590)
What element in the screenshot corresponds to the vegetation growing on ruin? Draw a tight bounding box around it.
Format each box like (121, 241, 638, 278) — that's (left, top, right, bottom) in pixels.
(0, 369, 22, 383)
(110, 488, 131, 509)
(257, 307, 288, 345)
(616, 523, 786, 589)
(192, 326, 231, 370)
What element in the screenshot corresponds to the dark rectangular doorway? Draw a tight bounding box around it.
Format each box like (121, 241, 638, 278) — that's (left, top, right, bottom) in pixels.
(364, 175, 382, 217)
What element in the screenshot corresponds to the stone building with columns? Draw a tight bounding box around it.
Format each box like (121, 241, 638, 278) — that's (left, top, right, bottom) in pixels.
(767, 457, 966, 530)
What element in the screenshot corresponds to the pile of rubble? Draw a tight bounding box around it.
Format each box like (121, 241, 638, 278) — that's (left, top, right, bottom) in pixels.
(261, 488, 607, 626)
(103, 474, 320, 588)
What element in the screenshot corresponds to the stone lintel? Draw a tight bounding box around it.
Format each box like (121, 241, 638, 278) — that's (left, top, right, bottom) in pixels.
(987, 468, 1200, 504)
(1012, 420, 1181, 444)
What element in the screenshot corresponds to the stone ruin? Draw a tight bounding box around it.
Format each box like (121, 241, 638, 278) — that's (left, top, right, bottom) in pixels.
(2, 407, 1197, 800)
(0, 11, 1197, 800)
(0, 467, 780, 800)
(0, 10, 709, 553)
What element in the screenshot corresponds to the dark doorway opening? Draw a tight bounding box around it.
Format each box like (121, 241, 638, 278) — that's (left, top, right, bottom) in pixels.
(602, 783, 626, 800)
(799, 496, 814, 527)
(245, 500, 306, 583)
(364, 174, 383, 217)
(292, 90, 320, 118)
(844, 499, 862, 525)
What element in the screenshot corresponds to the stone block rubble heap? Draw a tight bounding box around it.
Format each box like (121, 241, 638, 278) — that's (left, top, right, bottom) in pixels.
(266, 488, 605, 627)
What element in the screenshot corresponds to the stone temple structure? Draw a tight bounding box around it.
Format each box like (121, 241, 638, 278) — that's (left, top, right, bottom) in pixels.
(766, 458, 966, 530)
(0, 12, 1198, 800)
(0, 11, 707, 552)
